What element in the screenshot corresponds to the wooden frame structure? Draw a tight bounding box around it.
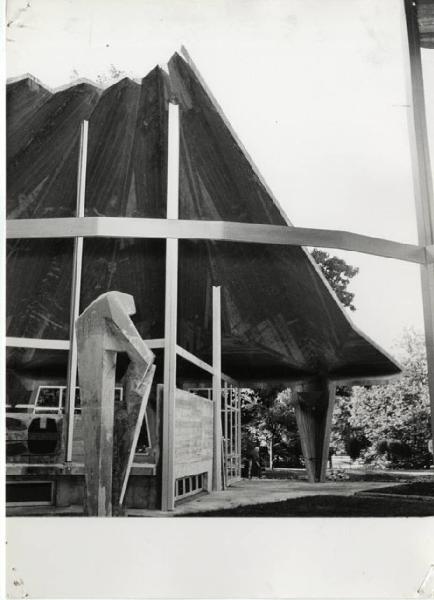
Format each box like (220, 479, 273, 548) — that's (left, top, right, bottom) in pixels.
(6, 6, 434, 510)
(6, 102, 234, 512)
(402, 0, 434, 460)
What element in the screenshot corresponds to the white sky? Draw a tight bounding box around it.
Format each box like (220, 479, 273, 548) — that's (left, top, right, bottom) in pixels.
(6, 0, 434, 354)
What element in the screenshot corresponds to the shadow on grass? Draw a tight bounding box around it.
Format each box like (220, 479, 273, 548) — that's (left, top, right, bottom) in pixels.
(363, 481, 434, 497)
(177, 494, 434, 517)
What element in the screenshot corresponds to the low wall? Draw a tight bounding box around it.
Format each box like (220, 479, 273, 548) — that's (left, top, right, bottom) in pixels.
(174, 389, 213, 490)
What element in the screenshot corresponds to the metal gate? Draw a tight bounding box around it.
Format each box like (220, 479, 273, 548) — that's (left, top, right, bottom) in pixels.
(221, 383, 241, 486)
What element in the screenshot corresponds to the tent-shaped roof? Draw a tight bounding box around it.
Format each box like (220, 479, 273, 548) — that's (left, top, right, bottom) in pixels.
(6, 51, 400, 384)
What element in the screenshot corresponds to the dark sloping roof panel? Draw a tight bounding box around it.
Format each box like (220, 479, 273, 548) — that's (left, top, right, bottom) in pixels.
(7, 82, 101, 219)
(6, 54, 401, 383)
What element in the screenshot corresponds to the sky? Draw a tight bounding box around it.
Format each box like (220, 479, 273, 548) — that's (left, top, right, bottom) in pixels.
(6, 0, 434, 355)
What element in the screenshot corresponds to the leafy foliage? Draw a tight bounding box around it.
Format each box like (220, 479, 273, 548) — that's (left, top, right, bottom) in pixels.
(312, 249, 359, 311)
(241, 387, 303, 468)
(69, 64, 133, 87)
(346, 329, 432, 468)
(95, 64, 131, 86)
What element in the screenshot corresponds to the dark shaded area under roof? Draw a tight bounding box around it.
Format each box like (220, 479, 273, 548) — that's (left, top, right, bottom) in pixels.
(417, 0, 434, 48)
(6, 52, 401, 385)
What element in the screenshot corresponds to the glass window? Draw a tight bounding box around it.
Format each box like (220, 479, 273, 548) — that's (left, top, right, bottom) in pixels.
(35, 387, 62, 412)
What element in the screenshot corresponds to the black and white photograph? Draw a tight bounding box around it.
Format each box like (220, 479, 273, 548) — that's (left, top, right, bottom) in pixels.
(3, 0, 434, 598)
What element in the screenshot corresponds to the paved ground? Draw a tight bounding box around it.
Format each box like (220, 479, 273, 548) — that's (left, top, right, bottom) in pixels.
(8, 472, 434, 517)
(127, 478, 406, 517)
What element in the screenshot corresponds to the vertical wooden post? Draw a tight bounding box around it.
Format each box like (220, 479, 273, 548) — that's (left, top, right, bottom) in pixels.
(230, 389, 234, 477)
(269, 437, 273, 470)
(238, 390, 242, 478)
(236, 390, 240, 477)
(234, 390, 237, 476)
(403, 0, 434, 459)
(293, 379, 336, 483)
(224, 381, 228, 484)
(161, 103, 180, 511)
(212, 285, 222, 491)
(65, 120, 88, 463)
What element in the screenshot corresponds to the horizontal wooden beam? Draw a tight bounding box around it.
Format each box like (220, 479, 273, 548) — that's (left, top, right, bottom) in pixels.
(6, 336, 165, 350)
(6, 337, 70, 350)
(6, 217, 427, 265)
(286, 372, 402, 388)
(329, 373, 402, 387)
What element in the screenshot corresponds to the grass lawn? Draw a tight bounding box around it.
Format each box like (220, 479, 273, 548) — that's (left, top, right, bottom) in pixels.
(178, 494, 434, 517)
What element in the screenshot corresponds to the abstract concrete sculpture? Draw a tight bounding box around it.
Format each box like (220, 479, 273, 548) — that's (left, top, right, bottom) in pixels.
(76, 291, 155, 516)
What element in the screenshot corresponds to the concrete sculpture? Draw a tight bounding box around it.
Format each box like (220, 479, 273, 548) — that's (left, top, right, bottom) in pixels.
(76, 291, 155, 516)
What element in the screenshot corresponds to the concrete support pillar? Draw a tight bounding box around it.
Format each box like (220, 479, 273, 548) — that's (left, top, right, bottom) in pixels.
(292, 379, 336, 483)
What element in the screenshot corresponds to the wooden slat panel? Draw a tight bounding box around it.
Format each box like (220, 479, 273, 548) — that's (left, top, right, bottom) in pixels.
(174, 389, 213, 482)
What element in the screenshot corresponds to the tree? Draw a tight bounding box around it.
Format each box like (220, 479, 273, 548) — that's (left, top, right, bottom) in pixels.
(95, 65, 131, 87)
(240, 387, 303, 469)
(312, 249, 359, 311)
(69, 64, 133, 87)
(346, 329, 431, 468)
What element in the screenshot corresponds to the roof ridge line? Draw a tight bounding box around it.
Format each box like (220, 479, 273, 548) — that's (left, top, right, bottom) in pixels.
(6, 74, 149, 93)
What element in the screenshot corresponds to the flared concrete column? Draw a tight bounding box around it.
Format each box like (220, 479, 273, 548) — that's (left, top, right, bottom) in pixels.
(292, 379, 336, 483)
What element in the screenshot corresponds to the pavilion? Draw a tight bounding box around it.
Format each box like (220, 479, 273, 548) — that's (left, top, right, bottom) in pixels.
(5, 0, 433, 514)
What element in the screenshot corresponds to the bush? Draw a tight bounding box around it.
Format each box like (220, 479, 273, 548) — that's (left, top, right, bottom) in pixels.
(346, 435, 370, 460)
